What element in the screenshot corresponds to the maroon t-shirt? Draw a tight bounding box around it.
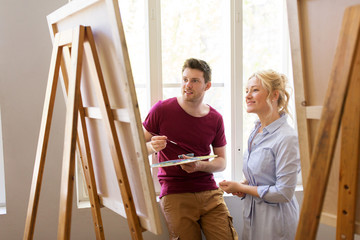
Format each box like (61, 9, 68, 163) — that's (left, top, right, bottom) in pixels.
(143, 97, 226, 198)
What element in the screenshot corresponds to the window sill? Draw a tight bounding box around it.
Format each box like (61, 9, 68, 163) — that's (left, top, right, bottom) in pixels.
(155, 184, 304, 201)
(222, 184, 304, 198)
(295, 185, 303, 192)
(0, 206, 6, 215)
(77, 200, 91, 209)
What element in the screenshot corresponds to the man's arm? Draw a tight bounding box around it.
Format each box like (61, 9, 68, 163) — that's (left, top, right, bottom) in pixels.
(181, 146, 226, 173)
(143, 128, 167, 155)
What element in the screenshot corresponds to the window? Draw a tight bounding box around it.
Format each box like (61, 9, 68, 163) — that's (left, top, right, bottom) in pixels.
(75, 0, 149, 207)
(0, 107, 6, 214)
(75, 0, 298, 202)
(75, 152, 90, 208)
(160, 0, 233, 182)
(242, 0, 300, 186)
(243, 0, 296, 145)
(127, 0, 295, 185)
(128, 0, 241, 184)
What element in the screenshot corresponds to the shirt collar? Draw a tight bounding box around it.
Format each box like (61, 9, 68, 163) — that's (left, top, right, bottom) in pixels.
(254, 113, 287, 134)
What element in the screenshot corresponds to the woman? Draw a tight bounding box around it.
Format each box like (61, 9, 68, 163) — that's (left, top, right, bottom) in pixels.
(220, 69, 300, 240)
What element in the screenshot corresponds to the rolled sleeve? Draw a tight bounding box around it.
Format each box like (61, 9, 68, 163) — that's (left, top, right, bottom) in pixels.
(258, 134, 299, 203)
(257, 185, 270, 198)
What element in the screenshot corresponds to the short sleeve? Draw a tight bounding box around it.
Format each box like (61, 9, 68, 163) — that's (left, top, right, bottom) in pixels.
(142, 100, 162, 135)
(212, 113, 226, 148)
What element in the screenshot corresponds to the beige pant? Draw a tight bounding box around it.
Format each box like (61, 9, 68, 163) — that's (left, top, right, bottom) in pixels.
(160, 188, 238, 240)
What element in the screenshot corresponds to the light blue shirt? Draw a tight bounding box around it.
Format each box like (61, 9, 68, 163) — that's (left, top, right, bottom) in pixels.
(242, 114, 300, 240)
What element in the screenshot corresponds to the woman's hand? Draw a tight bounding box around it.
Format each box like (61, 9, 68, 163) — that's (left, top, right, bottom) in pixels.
(219, 180, 248, 198)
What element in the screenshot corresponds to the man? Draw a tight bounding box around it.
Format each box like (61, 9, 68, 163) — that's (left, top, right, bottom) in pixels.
(143, 58, 238, 239)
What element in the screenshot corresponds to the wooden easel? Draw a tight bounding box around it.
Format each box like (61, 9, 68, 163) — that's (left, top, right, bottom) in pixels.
(23, 25, 143, 240)
(295, 5, 360, 240)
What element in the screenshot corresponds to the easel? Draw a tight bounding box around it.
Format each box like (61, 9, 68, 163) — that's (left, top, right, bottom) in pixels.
(295, 5, 360, 240)
(23, 25, 144, 240)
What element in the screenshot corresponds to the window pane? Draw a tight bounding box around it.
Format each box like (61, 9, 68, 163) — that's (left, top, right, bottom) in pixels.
(242, 1, 299, 185)
(161, 0, 230, 84)
(161, 0, 231, 181)
(243, 0, 286, 148)
(135, 87, 148, 120)
(118, 0, 148, 120)
(163, 86, 225, 115)
(163, 87, 180, 101)
(0, 107, 6, 214)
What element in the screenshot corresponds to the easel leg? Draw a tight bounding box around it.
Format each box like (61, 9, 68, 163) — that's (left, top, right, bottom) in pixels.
(23, 33, 63, 240)
(84, 26, 144, 240)
(295, 6, 360, 239)
(336, 42, 360, 239)
(76, 105, 105, 240)
(62, 36, 105, 240)
(57, 26, 85, 240)
(25, 24, 143, 239)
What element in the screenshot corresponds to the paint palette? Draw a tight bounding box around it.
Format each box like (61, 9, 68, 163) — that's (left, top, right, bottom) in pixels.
(150, 155, 217, 168)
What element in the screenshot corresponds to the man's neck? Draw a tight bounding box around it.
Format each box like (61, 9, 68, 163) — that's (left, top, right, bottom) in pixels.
(177, 96, 209, 117)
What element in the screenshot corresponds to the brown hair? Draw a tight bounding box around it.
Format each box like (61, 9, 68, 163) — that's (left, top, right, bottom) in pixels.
(182, 58, 212, 83)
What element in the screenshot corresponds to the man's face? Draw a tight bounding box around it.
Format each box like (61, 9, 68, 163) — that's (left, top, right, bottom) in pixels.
(181, 68, 210, 102)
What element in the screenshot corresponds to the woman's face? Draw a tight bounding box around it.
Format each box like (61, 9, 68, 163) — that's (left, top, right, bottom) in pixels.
(245, 77, 270, 114)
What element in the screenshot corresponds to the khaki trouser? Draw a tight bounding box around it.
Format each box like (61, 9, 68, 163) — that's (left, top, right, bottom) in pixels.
(160, 188, 238, 240)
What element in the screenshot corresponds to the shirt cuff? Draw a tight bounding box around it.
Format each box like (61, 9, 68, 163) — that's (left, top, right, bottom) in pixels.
(257, 185, 270, 198)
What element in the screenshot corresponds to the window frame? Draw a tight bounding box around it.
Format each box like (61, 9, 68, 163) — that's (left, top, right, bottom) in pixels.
(145, 0, 244, 184)
(230, 0, 243, 183)
(144, 0, 298, 187)
(0, 107, 7, 214)
(74, 0, 300, 204)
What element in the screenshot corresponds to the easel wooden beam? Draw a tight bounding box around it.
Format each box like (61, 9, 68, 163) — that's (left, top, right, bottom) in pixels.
(24, 25, 143, 240)
(57, 24, 85, 240)
(84, 107, 131, 122)
(286, 0, 311, 187)
(60, 30, 105, 239)
(83, 26, 144, 239)
(336, 29, 360, 239)
(45, 0, 162, 236)
(305, 106, 323, 120)
(24, 25, 105, 240)
(23, 26, 63, 240)
(295, 5, 360, 240)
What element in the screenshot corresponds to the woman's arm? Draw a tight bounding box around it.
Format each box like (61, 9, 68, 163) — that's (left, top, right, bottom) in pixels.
(258, 134, 300, 203)
(219, 180, 259, 198)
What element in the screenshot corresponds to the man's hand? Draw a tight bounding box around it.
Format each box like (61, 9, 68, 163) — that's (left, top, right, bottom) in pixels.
(180, 154, 201, 173)
(148, 135, 167, 153)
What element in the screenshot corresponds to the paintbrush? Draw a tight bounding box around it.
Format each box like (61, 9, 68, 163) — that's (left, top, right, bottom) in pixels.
(148, 132, 196, 154)
(148, 132, 178, 145)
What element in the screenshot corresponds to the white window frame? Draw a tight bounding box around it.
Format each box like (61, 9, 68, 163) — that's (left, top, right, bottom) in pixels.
(0, 107, 6, 214)
(75, 152, 91, 208)
(145, 0, 245, 186)
(145, 0, 298, 188)
(75, 0, 299, 203)
(230, 0, 244, 183)
(146, 0, 163, 108)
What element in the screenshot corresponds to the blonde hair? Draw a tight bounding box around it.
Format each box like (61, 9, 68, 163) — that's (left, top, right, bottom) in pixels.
(248, 69, 291, 116)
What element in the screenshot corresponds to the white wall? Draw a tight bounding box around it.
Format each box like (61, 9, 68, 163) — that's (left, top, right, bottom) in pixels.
(0, 0, 357, 239)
